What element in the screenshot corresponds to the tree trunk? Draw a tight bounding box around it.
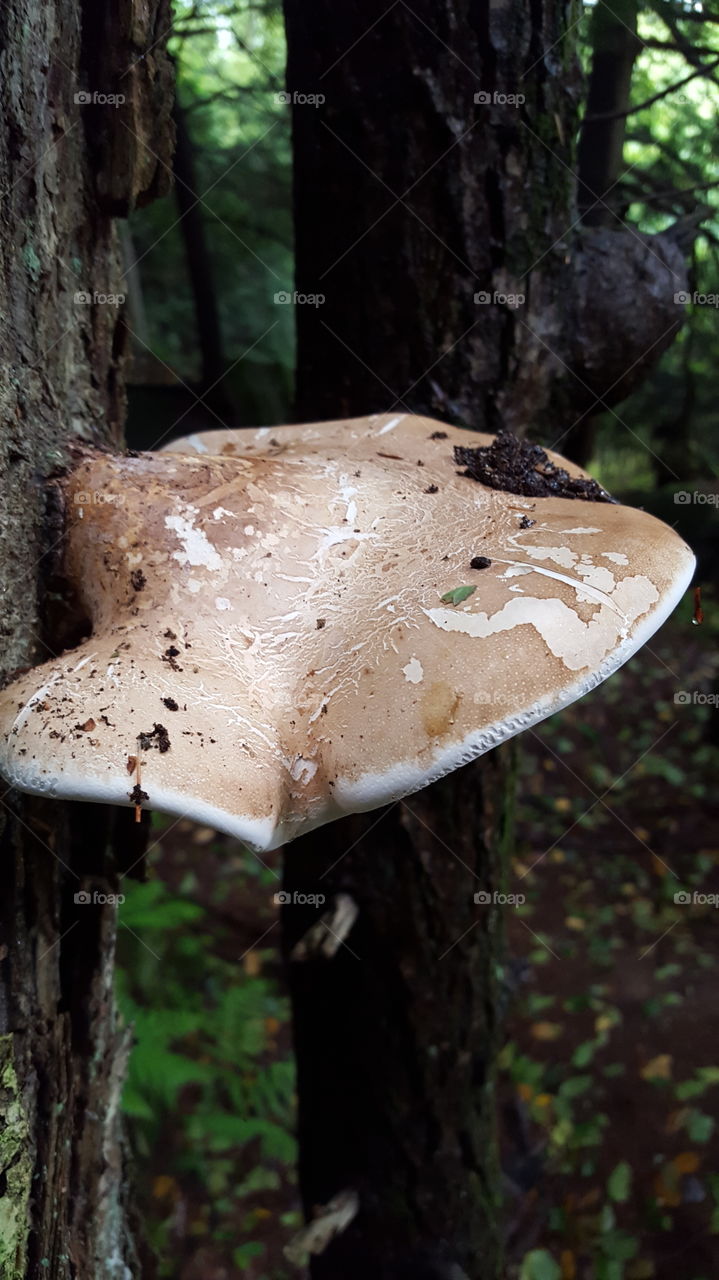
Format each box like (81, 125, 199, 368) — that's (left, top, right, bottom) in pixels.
(173, 96, 232, 417)
(0, 2, 174, 1275)
(281, 1, 690, 1275)
(577, 0, 640, 226)
(284, 0, 686, 442)
(282, 757, 516, 1279)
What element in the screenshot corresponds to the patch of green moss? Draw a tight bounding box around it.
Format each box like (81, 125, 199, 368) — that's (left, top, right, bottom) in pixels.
(22, 244, 41, 283)
(0, 1035, 32, 1277)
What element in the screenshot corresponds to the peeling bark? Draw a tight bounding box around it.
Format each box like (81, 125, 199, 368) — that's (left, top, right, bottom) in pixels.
(0, 2, 174, 1274)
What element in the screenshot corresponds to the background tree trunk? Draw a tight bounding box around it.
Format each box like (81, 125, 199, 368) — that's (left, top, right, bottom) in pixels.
(284, 0, 685, 442)
(173, 97, 232, 417)
(282, 1, 691, 1275)
(577, 0, 640, 226)
(284, 0, 584, 435)
(0, 2, 173, 1275)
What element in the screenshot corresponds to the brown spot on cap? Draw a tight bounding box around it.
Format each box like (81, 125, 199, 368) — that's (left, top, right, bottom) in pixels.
(422, 683, 461, 738)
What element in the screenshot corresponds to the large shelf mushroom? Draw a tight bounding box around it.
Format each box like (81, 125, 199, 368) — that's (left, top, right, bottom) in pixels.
(0, 415, 694, 850)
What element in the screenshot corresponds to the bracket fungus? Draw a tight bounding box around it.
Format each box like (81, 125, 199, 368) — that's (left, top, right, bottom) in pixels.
(0, 415, 694, 851)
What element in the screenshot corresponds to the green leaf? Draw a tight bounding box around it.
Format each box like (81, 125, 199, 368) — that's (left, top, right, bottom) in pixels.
(519, 1248, 561, 1280)
(608, 1160, 632, 1203)
(687, 1109, 715, 1143)
(440, 584, 477, 605)
(558, 1075, 593, 1099)
(572, 1038, 598, 1068)
(232, 1241, 265, 1266)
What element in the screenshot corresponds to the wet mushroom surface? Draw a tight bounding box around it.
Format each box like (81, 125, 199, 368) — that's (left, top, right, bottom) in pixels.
(0, 414, 694, 850)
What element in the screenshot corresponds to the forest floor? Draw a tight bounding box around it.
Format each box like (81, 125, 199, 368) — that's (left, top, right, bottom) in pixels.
(116, 581, 719, 1280)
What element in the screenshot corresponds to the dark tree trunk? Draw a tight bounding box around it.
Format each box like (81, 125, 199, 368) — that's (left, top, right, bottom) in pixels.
(282, 758, 515, 1279)
(173, 97, 232, 416)
(0, 2, 174, 1275)
(284, 0, 686, 445)
(569, 0, 641, 462)
(281, 1, 692, 1276)
(577, 0, 640, 226)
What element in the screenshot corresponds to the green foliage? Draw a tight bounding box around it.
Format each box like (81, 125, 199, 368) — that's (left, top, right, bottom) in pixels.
(127, 0, 293, 423)
(115, 873, 295, 1265)
(519, 1249, 562, 1280)
(607, 1161, 632, 1203)
(585, 1, 719, 489)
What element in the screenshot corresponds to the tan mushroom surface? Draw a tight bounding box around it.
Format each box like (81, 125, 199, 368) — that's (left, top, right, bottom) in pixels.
(0, 414, 695, 851)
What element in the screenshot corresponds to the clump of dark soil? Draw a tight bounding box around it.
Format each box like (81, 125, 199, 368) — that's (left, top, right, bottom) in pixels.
(162, 645, 182, 671)
(138, 723, 171, 753)
(454, 432, 616, 502)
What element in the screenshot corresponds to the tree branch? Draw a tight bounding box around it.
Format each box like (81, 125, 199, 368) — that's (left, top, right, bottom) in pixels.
(583, 53, 719, 122)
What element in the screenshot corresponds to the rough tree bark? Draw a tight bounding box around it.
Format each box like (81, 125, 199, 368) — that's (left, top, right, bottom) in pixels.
(0, 3, 173, 1276)
(281, 1, 691, 1276)
(284, 0, 686, 442)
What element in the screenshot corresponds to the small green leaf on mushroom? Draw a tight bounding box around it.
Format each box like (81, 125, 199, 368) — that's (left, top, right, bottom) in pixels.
(440, 585, 477, 606)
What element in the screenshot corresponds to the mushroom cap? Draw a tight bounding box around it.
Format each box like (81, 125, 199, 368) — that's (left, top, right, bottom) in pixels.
(0, 414, 694, 851)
